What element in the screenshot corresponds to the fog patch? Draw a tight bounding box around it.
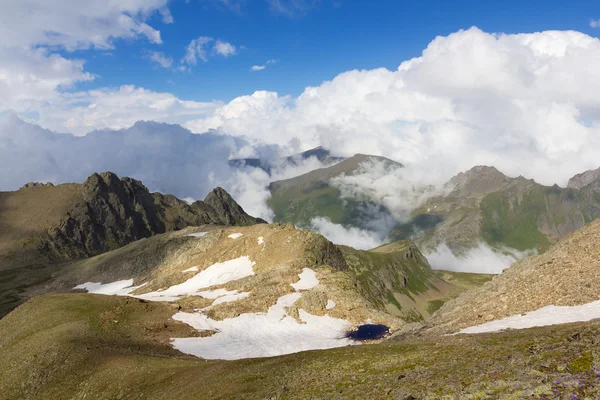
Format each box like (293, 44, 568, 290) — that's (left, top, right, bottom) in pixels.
(310, 217, 384, 250)
(330, 158, 447, 223)
(425, 242, 536, 274)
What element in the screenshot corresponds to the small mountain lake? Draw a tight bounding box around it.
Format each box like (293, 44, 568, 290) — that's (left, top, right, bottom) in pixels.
(345, 324, 389, 341)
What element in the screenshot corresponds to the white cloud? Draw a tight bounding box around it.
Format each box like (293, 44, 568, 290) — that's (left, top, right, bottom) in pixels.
(29, 85, 221, 135)
(183, 36, 214, 66)
(0, 0, 168, 50)
(214, 40, 237, 57)
(309, 217, 383, 250)
(330, 158, 445, 222)
(425, 242, 536, 274)
(250, 59, 278, 71)
(181, 37, 238, 68)
(147, 51, 174, 69)
(0, 0, 174, 124)
(267, 0, 319, 17)
(185, 28, 600, 187)
(591, 19, 600, 28)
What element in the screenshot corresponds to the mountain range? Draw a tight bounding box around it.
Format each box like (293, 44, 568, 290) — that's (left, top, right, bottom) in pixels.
(1, 156, 600, 398)
(269, 153, 600, 257)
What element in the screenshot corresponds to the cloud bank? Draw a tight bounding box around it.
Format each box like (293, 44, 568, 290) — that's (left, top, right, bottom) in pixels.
(425, 243, 536, 274)
(183, 28, 600, 187)
(310, 217, 383, 250)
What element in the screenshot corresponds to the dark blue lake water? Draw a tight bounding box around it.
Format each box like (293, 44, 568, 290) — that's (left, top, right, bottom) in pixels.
(345, 324, 389, 340)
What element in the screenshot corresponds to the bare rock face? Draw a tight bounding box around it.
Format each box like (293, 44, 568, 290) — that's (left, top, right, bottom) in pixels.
(567, 167, 600, 190)
(447, 165, 508, 194)
(202, 187, 267, 226)
(43, 172, 265, 259)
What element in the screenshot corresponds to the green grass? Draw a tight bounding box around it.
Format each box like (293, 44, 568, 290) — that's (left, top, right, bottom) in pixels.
(426, 299, 445, 314)
(480, 188, 551, 251)
(2, 293, 600, 399)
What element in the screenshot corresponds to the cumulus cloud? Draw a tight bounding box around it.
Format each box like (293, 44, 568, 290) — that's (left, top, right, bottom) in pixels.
(0, 0, 167, 50)
(424, 242, 536, 274)
(591, 19, 600, 28)
(184, 28, 600, 187)
(214, 40, 237, 57)
(310, 217, 383, 250)
(0, 0, 172, 123)
(147, 51, 174, 69)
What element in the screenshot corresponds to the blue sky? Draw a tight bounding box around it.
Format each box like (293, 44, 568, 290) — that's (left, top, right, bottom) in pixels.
(70, 0, 600, 102)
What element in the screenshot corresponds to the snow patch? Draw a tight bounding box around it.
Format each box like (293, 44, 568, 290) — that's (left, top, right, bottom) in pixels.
(212, 291, 251, 306)
(172, 292, 354, 360)
(326, 300, 336, 310)
(257, 236, 264, 245)
(135, 256, 255, 301)
(290, 268, 319, 291)
(74, 280, 145, 296)
(73, 256, 255, 302)
(182, 266, 199, 273)
(186, 232, 208, 238)
(228, 233, 243, 239)
(458, 300, 600, 334)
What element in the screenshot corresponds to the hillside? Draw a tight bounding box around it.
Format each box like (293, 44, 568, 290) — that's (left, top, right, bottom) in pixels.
(45, 224, 465, 333)
(0, 172, 265, 267)
(1, 291, 599, 399)
(268, 153, 403, 227)
(392, 165, 600, 254)
(410, 217, 600, 337)
(0, 173, 265, 318)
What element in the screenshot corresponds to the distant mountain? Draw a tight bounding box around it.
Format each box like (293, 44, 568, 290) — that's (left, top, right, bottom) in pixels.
(268, 153, 403, 227)
(567, 166, 600, 190)
(229, 146, 344, 174)
(268, 156, 600, 256)
(395, 165, 600, 254)
(0, 172, 265, 267)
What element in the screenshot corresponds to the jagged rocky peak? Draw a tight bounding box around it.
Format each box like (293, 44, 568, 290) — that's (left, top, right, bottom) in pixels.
(202, 187, 267, 226)
(447, 165, 508, 194)
(567, 166, 600, 190)
(39, 171, 265, 259)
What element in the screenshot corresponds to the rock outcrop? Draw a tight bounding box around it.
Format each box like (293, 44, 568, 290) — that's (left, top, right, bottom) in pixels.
(19, 182, 54, 189)
(412, 218, 600, 336)
(567, 166, 600, 190)
(35, 172, 264, 259)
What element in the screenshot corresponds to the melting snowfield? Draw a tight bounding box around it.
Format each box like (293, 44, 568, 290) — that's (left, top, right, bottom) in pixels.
(172, 292, 354, 360)
(172, 267, 351, 360)
(459, 299, 600, 334)
(75, 256, 255, 302)
(74, 261, 351, 360)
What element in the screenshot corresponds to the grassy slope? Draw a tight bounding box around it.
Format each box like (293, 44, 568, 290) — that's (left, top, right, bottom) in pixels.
(268, 154, 399, 228)
(0, 184, 82, 266)
(1, 293, 599, 399)
(339, 241, 463, 322)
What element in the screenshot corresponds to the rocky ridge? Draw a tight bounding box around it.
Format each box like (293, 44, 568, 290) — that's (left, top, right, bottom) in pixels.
(3, 172, 265, 263)
(410, 218, 600, 336)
